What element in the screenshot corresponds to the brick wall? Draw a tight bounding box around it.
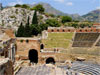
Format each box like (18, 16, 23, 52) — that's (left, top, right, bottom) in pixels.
(47, 27, 100, 33)
(16, 38, 41, 60)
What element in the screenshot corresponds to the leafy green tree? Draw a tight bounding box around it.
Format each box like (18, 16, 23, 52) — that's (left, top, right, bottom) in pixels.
(49, 14, 55, 17)
(24, 17, 31, 37)
(31, 24, 41, 36)
(62, 16, 72, 23)
(40, 24, 48, 31)
(16, 22, 25, 37)
(31, 4, 45, 13)
(72, 23, 78, 28)
(21, 4, 30, 9)
(46, 19, 61, 27)
(15, 4, 22, 7)
(32, 10, 38, 24)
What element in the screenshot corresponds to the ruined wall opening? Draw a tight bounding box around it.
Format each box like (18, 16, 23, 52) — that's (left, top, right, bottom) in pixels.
(28, 49, 38, 63)
(46, 57, 55, 64)
(40, 44, 44, 49)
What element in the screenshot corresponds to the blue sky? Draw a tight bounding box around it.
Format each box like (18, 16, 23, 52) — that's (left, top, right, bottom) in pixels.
(0, 0, 100, 15)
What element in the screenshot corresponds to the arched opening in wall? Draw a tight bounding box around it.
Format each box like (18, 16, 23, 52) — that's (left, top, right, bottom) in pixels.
(80, 29, 82, 32)
(40, 44, 44, 49)
(57, 29, 59, 32)
(51, 29, 54, 32)
(46, 57, 55, 64)
(28, 49, 38, 64)
(85, 30, 87, 32)
(68, 29, 70, 32)
(62, 29, 65, 32)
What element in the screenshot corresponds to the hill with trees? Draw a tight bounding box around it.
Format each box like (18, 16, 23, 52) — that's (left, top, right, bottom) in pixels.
(0, 2, 98, 33)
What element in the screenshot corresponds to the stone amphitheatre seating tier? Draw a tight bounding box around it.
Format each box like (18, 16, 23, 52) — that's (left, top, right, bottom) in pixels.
(72, 33, 100, 47)
(72, 41, 94, 47)
(96, 39, 100, 46)
(71, 61, 100, 75)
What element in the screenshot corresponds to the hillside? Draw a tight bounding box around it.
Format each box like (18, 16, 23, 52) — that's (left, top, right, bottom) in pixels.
(70, 14, 85, 21)
(0, 3, 99, 30)
(82, 9, 100, 22)
(0, 7, 47, 30)
(0, 7, 33, 30)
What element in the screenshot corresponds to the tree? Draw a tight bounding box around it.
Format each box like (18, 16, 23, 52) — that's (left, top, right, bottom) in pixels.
(21, 4, 30, 9)
(24, 17, 31, 37)
(72, 23, 78, 28)
(49, 14, 55, 17)
(62, 16, 72, 23)
(31, 24, 41, 36)
(31, 4, 45, 13)
(40, 24, 48, 31)
(16, 22, 25, 37)
(15, 4, 21, 7)
(32, 10, 38, 24)
(46, 19, 61, 27)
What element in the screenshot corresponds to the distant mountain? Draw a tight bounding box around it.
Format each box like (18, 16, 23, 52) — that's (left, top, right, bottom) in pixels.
(34, 3, 100, 22)
(70, 14, 85, 21)
(29, 2, 85, 21)
(82, 9, 100, 22)
(29, 2, 68, 16)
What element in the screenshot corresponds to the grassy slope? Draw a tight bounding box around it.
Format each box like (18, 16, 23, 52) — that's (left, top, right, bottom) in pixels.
(42, 33, 74, 48)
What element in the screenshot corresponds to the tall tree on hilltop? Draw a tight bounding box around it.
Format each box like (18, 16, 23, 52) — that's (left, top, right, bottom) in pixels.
(31, 4, 45, 14)
(24, 16, 31, 37)
(16, 22, 25, 37)
(32, 10, 38, 25)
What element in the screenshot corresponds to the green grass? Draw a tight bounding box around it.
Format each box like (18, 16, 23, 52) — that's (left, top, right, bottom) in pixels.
(42, 33, 74, 48)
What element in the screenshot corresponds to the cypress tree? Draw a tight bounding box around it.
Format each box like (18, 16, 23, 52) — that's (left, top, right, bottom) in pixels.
(32, 10, 38, 25)
(16, 22, 25, 37)
(31, 25, 41, 36)
(24, 17, 31, 37)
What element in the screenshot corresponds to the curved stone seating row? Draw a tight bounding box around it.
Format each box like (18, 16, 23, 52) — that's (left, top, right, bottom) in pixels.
(96, 39, 100, 46)
(72, 33, 100, 47)
(16, 65, 52, 75)
(71, 62, 100, 75)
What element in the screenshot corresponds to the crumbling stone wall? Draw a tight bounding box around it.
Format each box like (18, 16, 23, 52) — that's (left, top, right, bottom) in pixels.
(0, 58, 13, 75)
(16, 38, 41, 60)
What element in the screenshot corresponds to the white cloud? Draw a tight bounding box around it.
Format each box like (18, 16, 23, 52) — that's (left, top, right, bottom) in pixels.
(54, 0, 65, 3)
(96, 6, 100, 9)
(32, 2, 36, 5)
(66, 2, 73, 6)
(8, 0, 23, 6)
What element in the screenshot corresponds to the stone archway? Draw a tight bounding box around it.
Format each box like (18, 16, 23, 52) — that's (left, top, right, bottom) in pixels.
(46, 57, 55, 64)
(40, 44, 44, 49)
(28, 49, 38, 63)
